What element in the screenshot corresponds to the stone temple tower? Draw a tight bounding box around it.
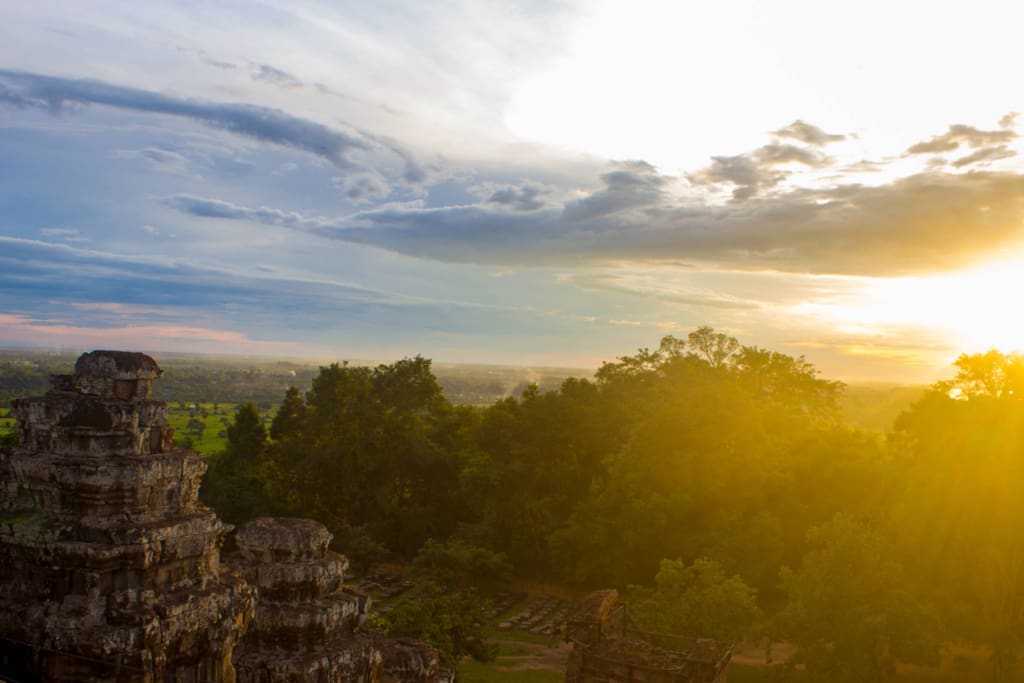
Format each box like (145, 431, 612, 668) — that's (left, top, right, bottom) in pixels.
(0, 351, 255, 682)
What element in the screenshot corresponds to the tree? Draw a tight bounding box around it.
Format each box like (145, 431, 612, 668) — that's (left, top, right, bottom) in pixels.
(687, 325, 739, 368)
(269, 386, 307, 441)
(628, 557, 759, 643)
(773, 516, 937, 683)
(384, 581, 496, 667)
(411, 539, 512, 590)
(894, 352, 1024, 681)
(201, 402, 275, 526)
(267, 357, 466, 555)
(933, 350, 1024, 399)
(225, 402, 267, 460)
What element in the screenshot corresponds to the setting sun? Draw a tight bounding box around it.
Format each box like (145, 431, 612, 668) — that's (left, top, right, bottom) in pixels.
(792, 252, 1024, 358)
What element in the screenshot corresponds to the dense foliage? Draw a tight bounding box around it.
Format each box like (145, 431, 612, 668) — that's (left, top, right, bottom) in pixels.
(195, 331, 1024, 679)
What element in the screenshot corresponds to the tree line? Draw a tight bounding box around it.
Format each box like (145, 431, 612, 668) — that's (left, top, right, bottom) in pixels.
(201, 328, 1024, 681)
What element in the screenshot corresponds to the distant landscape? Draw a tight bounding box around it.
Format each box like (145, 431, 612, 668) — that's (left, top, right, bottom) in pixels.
(9, 332, 1010, 682)
(0, 345, 926, 448)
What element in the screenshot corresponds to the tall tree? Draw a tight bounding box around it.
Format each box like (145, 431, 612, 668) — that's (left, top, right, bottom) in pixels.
(225, 401, 267, 461)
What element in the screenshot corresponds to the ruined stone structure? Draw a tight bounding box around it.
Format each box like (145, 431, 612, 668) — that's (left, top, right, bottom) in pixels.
(230, 517, 382, 682)
(378, 639, 452, 683)
(565, 591, 732, 683)
(230, 517, 453, 683)
(0, 351, 255, 682)
(0, 350, 455, 683)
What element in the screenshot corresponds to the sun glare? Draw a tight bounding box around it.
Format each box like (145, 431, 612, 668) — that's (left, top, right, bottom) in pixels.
(794, 253, 1024, 355)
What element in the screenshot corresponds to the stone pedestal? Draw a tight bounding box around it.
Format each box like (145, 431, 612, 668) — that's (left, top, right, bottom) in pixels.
(0, 351, 255, 682)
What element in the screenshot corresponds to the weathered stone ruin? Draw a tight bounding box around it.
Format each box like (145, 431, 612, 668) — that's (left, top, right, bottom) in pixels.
(0, 350, 456, 683)
(0, 351, 255, 682)
(229, 517, 453, 683)
(565, 590, 732, 683)
(378, 639, 452, 683)
(230, 517, 382, 681)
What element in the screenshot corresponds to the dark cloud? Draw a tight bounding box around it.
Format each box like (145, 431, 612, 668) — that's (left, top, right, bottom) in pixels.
(167, 170, 1024, 278)
(563, 161, 670, 220)
(772, 120, 846, 146)
(951, 145, 1016, 168)
(689, 143, 830, 200)
(487, 185, 547, 211)
(0, 70, 374, 169)
(907, 124, 1017, 154)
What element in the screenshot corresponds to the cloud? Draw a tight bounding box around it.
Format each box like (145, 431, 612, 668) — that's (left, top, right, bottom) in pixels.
(841, 159, 886, 173)
(164, 195, 329, 231)
(688, 143, 831, 199)
(483, 183, 549, 211)
(166, 170, 1024, 277)
(772, 120, 846, 146)
(0, 235, 393, 314)
(562, 272, 759, 309)
(951, 145, 1016, 168)
(332, 172, 392, 204)
(1000, 112, 1019, 129)
(907, 124, 1017, 154)
(0, 70, 375, 169)
(114, 146, 190, 174)
(251, 64, 304, 89)
(39, 228, 80, 238)
(563, 161, 670, 220)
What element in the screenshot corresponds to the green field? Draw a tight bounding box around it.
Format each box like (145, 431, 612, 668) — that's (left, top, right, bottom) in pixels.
(166, 402, 274, 456)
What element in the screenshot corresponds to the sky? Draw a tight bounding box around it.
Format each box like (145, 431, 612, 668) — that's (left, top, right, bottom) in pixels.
(2, 0, 1024, 382)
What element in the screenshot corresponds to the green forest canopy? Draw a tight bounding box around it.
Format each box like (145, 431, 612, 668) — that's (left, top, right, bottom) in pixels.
(196, 328, 1024, 680)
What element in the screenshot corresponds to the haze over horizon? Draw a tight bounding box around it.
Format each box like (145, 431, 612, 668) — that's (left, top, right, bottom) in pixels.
(3, 0, 1024, 382)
